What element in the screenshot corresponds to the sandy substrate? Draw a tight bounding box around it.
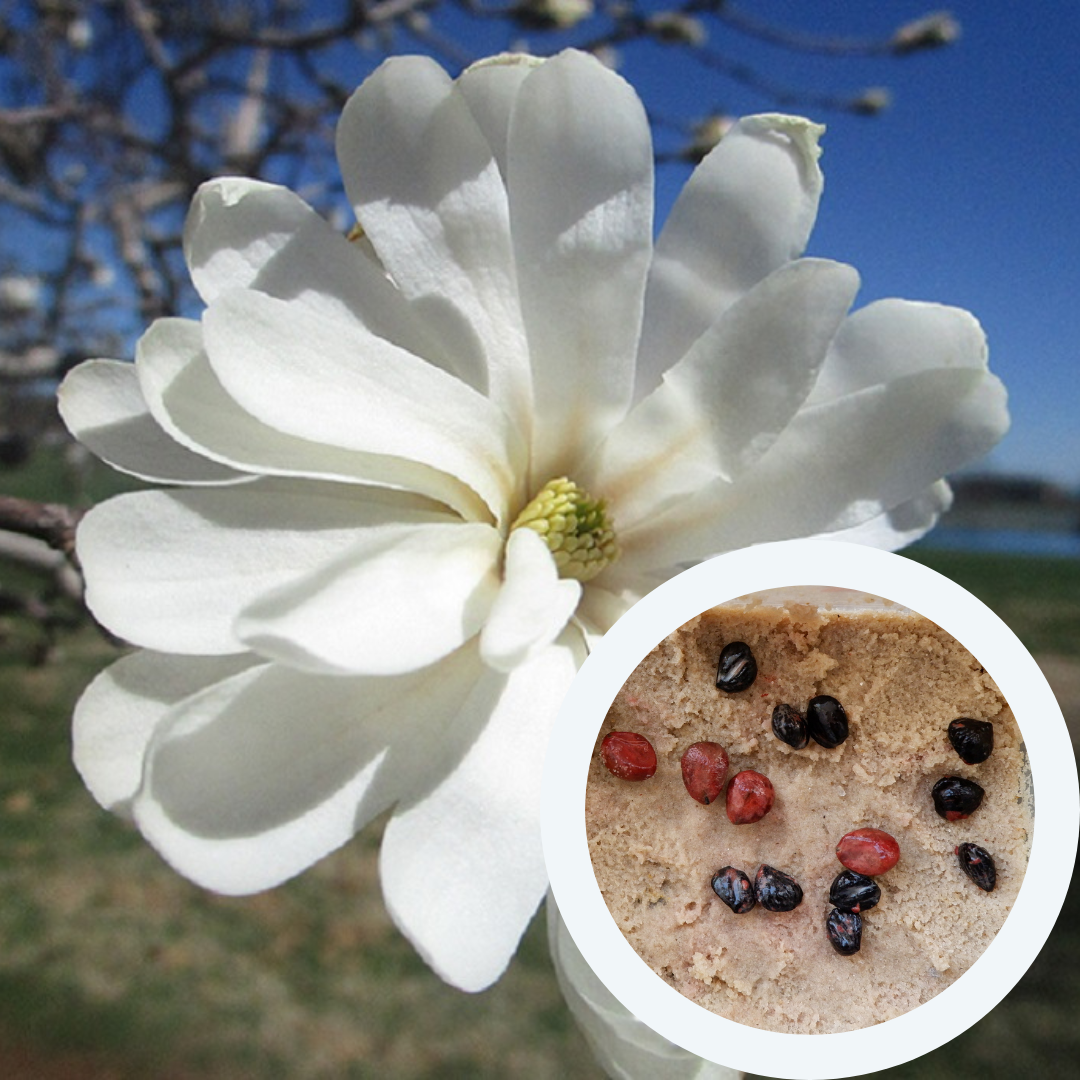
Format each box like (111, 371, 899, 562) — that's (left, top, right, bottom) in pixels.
(586, 593, 1033, 1034)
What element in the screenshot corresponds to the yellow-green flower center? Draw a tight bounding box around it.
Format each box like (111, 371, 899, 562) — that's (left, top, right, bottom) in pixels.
(511, 477, 618, 583)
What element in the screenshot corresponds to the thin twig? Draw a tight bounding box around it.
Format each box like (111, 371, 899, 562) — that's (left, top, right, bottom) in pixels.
(0, 495, 83, 562)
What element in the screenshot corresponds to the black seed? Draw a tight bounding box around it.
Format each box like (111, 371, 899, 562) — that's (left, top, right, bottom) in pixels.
(829, 870, 881, 914)
(754, 864, 803, 912)
(957, 842, 997, 891)
(772, 703, 809, 749)
(826, 909, 863, 955)
(716, 642, 757, 693)
(711, 866, 756, 913)
(932, 776, 985, 820)
(806, 695, 849, 748)
(948, 719, 994, 765)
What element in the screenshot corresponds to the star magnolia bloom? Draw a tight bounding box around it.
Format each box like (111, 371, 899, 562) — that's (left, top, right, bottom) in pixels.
(58, 50, 1007, 997)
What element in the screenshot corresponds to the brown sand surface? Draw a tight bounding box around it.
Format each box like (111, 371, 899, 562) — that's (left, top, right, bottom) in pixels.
(587, 597, 1032, 1034)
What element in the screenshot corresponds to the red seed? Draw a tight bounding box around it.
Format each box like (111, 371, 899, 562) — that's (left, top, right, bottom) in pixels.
(725, 770, 775, 824)
(836, 828, 900, 876)
(600, 731, 657, 781)
(681, 741, 729, 804)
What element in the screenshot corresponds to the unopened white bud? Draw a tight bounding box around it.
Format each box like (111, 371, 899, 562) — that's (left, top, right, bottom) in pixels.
(0, 275, 41, 313)
(647, 12, 707, 47)
(515, 0, 594, 31)
(851, 87, 891, 115)
(892, 12, 960, 55)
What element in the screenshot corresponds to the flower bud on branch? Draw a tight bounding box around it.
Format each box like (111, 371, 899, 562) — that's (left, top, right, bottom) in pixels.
(891, 12, 961, 56)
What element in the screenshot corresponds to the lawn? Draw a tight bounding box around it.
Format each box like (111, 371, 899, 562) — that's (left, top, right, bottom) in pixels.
(0, 622, 603, 1079)
(906, 546, 1080, 659)
(1, 451, 1077, 1078)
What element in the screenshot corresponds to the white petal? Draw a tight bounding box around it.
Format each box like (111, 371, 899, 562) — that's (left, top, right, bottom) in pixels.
(508, 50, 654, 478)
(479, 527, 581, 673)
(636, 113, 825, 398)
(78, 482, 449, 654)
(547, 898, 743, 1080)
(184, 177, 310, 304)
(184, 178, 458, 370)
(237, 523, 503, 676)
(203, 289, 523, 525)
(809, 299, 989, 405)
(336, 56, 532, 431)
(380, 628, 586, 991)
(457, 54, 539, 179)
(131, 647, 488, 895)
(590, 259, 859, 530)
(575, 582, 640, 644)
(136, 318, 489, 521)
(622, 367, 1008, 569)
(817, 480, 953, 550)
(57, 359, 243, 485)
(73, 650, 259, 814)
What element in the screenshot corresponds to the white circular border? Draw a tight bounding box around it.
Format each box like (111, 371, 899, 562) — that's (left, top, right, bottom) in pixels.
(542, 539, 1079, 1080)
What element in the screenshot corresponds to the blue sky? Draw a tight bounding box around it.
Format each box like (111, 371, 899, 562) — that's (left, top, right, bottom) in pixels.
(619, 2, 1080, 488)
(11, 3, 1076, 488)
(178, 0, 1080, 490)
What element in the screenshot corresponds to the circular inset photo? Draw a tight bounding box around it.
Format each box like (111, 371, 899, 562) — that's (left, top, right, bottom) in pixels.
(542, 540, 1078, 1080)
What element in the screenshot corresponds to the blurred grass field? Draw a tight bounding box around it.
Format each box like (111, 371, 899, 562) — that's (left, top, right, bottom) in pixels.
(1, 451, 1077, 1078)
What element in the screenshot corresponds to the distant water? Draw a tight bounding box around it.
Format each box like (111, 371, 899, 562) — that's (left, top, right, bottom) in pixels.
(917, 526, 1080, 559)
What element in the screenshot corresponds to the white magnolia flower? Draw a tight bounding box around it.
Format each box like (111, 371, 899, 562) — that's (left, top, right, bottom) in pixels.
(59, 48, 1007, 1010)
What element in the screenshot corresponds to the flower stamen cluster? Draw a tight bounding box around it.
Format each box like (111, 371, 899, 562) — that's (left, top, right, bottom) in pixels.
(511, 477, 618, 582)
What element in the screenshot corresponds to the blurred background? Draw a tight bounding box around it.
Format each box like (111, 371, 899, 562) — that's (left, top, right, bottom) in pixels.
(1, 1, 1077, 1077)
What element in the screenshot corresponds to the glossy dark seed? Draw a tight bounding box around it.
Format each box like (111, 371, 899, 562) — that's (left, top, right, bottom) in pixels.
(932, 776, 985, 820)
(771, 703, 809, 749)
(948, 719, 994, 765)
(600, 731, 657, 781)
(711, 866, 756, 913)
(829, 870, 881, 914)
(806, 695, 849, 748)
(957, 842, 997, 891)
(826, 909, 863, 955)
(754, 864, 803, 912)
(716, 641, 757, 693)
(681, 741, 729, 804)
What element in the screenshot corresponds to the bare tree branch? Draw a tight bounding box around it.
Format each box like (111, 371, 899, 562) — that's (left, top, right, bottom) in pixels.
(0, 496, 83, 562)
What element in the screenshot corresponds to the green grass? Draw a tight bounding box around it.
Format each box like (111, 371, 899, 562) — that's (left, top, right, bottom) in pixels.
(0, 441, 142, 507)
(0, 632, 603, 1080)
(906, 547, 1080, 657)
